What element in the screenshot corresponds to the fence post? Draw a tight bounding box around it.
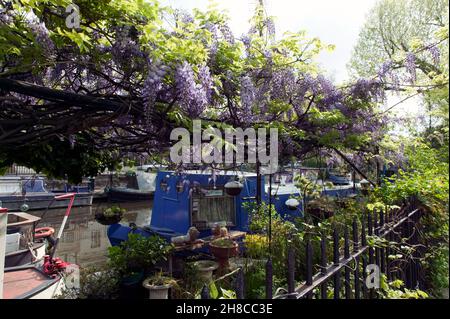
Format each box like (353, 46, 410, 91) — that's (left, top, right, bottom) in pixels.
(236, 267, 244, 299)
(344, 226, 351, 299)
(306, 240, 313, 299)
(405, 216, 413, 289)
(265, 258, 273, 299)
(320, 234, 328, 299)
(201, 284, 210, 299)
(353, 218, 360, 299)
(367, 211, 375, 299)
(374, 210, 380, 268)
(333, 228, 340, 299)
(379, 210, 386, 274)
(361, 214, 368, 299)
(287, 245, 295, 299)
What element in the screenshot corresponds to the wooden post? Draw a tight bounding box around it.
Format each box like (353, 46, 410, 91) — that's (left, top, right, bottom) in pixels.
(0, 207, 8, 299)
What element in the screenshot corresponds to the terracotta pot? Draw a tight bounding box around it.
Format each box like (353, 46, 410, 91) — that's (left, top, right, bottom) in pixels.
(209, 241, 239, 271)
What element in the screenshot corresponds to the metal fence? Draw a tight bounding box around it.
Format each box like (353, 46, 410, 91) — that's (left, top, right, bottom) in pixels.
(201, 197, 424, 299)
(3, 164, 37, 176)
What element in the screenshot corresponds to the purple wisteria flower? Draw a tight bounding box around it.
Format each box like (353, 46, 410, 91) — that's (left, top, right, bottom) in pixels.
(377, 60, 393, 80)
(240, 75, 255, 110)
(405, 52, 416, 83)
(175, 62, 210, 117)
(30, 22, 55, 54)
(350, 78, 384, 101)
(428, 45, 440, 65)
(219, 23, 235, 44)
(263, 17, 276, 36)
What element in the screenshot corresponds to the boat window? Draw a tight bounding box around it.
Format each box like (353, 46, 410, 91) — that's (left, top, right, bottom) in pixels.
(191, 188, 235, 230)
(160, 179, 168, 192)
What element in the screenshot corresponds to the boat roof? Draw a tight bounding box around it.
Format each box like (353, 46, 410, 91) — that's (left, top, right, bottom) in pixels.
(160, 170, 257, 177)
(3, 266, 60, 299)
(265, 183, 300, 195)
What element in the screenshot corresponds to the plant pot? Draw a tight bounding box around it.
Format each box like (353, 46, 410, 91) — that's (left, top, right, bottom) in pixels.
(224, 181, 243, 196)
(142, 278, 171, 299)
(95, 212, 122, 225)
(192, 260, 219, 283)
(119, 271, 146, 299)
(285, 198, 300, 211)
(308, 207, 334, 220)
(209, 241, 239, 271)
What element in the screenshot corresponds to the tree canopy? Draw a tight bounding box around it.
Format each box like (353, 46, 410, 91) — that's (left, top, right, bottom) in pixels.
(0, 0, 426, 181)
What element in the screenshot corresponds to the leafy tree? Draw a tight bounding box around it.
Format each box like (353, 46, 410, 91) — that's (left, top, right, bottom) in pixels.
(0, 133, 121, 183)
(349, 0, 448, 79)
(348, 0, 449, 143)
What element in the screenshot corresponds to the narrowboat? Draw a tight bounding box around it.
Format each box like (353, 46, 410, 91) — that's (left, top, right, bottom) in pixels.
(1, 194, 78, 299)
(4, 212, 47, 268)
(106, 170, 157, 202)
(2, 265, 66, 299)
(107, 169, 359, 247)
(108, 170, 291, 245)
(0, 176, 93, 211)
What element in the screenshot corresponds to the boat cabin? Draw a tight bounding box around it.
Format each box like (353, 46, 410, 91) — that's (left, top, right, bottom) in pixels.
(108, 170, 303, 245)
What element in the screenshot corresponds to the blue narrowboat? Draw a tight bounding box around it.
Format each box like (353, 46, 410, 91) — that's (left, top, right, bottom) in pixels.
(107, 170, 305, 246)
(107, 169, 360, 247)
(0, 176, 93, 212)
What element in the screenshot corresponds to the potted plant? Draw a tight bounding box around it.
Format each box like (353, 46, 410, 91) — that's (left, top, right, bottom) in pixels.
(224, 180, 243, 196)
(142, 272, 177, 299)
(95, 206, 125, 225)
(191, 260, 219, 283)
(107, 233, 173, 298)
(285, 198, 300, 211)
(209, 238, 239, 271)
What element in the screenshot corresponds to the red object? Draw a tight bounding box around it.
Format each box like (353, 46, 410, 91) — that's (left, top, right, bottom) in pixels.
(35, 227, 55, 239)
(42, 255, 69, 276)
(0, 207, 8, 213)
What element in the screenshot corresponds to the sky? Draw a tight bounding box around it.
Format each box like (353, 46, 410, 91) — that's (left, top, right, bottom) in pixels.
(160, 0, 424, 129)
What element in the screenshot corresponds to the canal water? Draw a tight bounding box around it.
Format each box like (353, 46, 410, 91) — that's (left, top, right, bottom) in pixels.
(28, 201, 153, 269)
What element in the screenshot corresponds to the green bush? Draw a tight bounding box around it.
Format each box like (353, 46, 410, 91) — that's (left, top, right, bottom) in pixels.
(107, 233, 173, 276)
